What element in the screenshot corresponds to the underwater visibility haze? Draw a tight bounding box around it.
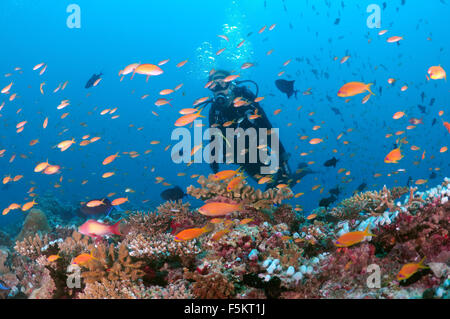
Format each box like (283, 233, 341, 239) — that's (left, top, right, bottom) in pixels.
(0, 0, 449, 300)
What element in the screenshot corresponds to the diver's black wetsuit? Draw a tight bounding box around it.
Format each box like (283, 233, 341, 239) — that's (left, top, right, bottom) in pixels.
(209, 85, 292, 188)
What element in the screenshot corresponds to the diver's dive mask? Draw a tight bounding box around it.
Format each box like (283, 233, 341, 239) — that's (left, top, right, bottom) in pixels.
(213, 92, 230, 106)
(211, 78, 233, 107)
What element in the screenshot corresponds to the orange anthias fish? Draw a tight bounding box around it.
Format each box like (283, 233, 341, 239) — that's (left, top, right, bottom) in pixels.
(227, 175, 245, 192)
(111, 197, 128, 206)
(47, 255, 61, 262)
(21, 199, 37, 211)
(397, 257, 429, 281)
(174, 224, 213, 242)
(335, 224, 375, 247)
(198, 202, 243, 217)
(175, 108, 205, 126)
(212, 167, 242, 181)
(132, 63, 163, 81)
(211, 228, 231, 241)
(384, 147, 403, 163)
(337, 82, 375, 97)
(102, 152, 119, 165)
(427, 65, 446, 80)
(72, 252, 97, 267)
(78, 219, 123, 238)
(444, 121, 450, 134)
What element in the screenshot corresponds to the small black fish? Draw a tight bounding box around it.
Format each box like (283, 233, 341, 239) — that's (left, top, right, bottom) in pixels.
(319, 195, 337, 208)
(356, 182, 367, 192)
(418, 104, 426, 114)
(432, 118, 437, 126)
(275, 79, 298, 99)
(331, 107, 341, 115)
(329, 186, 341, 197)
(85, 73, 103, 89)
(324, 157, 339, 168)
(429, 171, 437, 180)
(334, 18, 340, 25)
(160, 186, 186, 201)
(430, 98, 435, 106)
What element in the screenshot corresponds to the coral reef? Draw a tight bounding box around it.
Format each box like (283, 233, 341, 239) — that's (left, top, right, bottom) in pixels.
(3, 177, 450, 299)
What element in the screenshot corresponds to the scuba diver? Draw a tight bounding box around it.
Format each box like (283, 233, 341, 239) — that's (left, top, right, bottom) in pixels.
(196, 69, 296, 189)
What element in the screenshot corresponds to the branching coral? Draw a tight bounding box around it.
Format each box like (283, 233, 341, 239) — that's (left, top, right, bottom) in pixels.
(127, 201, 207, 236)
(78, 278, 193, 299)
(57, 231, 91, 256)
(80, 243, 144, 284)
(184, 268, 235, 299)
(332, 185, 411, 219)
(14, 233, 52, 258)
(187, 174, 293, 205)
(125, 232, 201, 268)
(78, 278, 148, 299)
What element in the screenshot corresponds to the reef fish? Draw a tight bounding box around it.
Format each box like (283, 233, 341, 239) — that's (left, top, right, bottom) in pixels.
(174, 224, 213, 242)
(198, 202, 243, 216)
(319, 195, 337, 208)
(337, 82, 374, 97)
(324, 157, 339, 167)
(80, 198, 114, 216)
(72, 252, 97, 267)
(335, 224, 375, 247)
(427, 65, 446, 80)
(85, 73, 103, 89)
(78, 219, 123, 238)
(275, 79, 298, 98)
(160, 186, 186, 201)
(397, 257, 429, 281)
(384, 147, 403, 163)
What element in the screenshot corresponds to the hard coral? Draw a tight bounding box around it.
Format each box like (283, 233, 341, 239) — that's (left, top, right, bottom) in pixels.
(81, 243, 144, 284)
(16, 208, 51, 242)
(332, 185, 410, 219)
(184, 268, 235, 299)
(187, 174, 293, 205)
(125, 232, 201, 267)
